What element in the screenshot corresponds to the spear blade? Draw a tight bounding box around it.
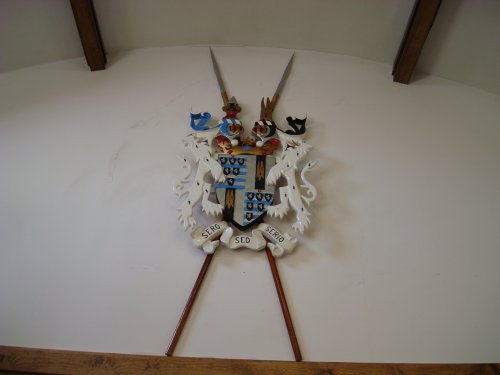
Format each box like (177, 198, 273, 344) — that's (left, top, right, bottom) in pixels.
(270, 52, 295, 110)
(209, 47, 229, 106)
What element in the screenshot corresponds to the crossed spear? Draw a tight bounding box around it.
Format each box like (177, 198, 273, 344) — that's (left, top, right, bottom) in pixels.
(166, 48, 301, 361)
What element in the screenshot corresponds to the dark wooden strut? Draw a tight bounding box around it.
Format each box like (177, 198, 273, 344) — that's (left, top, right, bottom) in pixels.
(166, 253, 214, 356)
(69, 0, 107, 71)
(393, 0, 442, 84)
(265, 247, 302, 362)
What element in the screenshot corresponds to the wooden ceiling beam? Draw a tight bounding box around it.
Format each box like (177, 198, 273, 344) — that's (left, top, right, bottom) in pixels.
(393, 0, 442, 84)
(1, 346, 498, 375)
(69, 0, 106, 71)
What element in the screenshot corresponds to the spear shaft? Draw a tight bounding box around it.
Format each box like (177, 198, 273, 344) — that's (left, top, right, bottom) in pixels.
(265, 245, 302, 361)
(166, 252, 214, 356)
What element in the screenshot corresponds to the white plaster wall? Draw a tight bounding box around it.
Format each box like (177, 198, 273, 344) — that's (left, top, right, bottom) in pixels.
(92, 0, 412, 65)
(418, 0, 500, 95)
(0, 46, 499, 362)
(0, 0, 82, 73)
(1, 0, 499, 94)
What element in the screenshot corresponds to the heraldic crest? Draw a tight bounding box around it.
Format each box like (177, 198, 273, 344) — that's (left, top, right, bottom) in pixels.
(167, 48, 317, 361)
(174, 52, 317, 258)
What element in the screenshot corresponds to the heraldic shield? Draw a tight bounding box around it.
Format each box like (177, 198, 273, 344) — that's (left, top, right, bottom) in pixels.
(215, 153, 276, 231)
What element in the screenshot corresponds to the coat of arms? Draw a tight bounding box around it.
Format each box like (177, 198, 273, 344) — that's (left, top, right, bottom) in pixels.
(168, 49, 317, 361)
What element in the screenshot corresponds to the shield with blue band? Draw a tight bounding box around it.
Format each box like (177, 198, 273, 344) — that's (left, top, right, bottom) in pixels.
(215, 153, 276, 231)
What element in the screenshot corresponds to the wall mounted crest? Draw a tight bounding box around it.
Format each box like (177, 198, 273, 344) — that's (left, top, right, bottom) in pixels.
(168, 48, 317, 361)
(174, 51, 317, 258)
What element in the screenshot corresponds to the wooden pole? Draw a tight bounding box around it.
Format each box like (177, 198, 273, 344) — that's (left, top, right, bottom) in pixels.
(166, 253, 214, 356)
(265, 248, 302, 362)
(69, 0, 106, 71)
(393, 0, 442, 84)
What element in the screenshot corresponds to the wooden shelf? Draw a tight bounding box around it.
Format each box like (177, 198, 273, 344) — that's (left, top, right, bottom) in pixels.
(1, 346, 498, 375)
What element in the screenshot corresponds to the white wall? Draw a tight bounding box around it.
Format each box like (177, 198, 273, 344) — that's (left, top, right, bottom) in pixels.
(418, 0, 500, 95)
(0, 0, 82, 73)
(1, 46, 499, 362)
(1, 0, 499, 94)
(92, 0, 412, 65)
